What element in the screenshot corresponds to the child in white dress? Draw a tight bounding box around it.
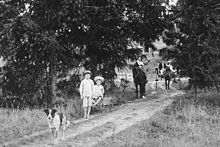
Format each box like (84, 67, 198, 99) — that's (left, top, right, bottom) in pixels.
(92, 76, 104, 107)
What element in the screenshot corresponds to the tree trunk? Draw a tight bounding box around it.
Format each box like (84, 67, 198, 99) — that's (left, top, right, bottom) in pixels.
(50, 45, 57, 104)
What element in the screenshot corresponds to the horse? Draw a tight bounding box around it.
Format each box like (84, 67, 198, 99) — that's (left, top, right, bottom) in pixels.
(158, 62, 167, 80)
(162, 66, 173, 90)
(132, 64, 147, 99)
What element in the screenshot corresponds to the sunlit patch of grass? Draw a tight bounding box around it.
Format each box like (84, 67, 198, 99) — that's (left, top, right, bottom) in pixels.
(0, 108, 47, 144)
(96, 93, 220, 147)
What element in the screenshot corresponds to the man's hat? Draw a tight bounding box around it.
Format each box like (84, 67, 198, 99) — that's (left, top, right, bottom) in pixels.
(94, 76, 104, 83)
(84, 70, 92, 75)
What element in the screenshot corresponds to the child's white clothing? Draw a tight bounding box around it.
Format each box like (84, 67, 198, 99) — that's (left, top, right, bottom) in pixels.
(92, 85, 104, 106)
(79, 78, 94, 108)
(93, 85, 104, 98)
(83, 97, 93, 108)
(79, 79, 94, 98)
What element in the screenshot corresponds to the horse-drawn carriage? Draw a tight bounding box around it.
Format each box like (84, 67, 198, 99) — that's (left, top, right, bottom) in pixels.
(155, 60, 178, 90)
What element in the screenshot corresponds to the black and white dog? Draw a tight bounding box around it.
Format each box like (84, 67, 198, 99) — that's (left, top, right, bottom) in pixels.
(44, 109, 70, 141)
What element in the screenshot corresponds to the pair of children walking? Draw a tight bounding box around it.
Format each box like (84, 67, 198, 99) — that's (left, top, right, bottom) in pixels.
(79, 70, 104, 119)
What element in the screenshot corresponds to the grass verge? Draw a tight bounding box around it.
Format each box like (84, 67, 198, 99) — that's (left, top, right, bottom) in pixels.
(0, 87, 141, 144)
(96, 92, 220, 147)
(0, 109, 47, 144)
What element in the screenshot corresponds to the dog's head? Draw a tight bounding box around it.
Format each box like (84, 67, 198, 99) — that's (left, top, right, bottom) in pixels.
(44, 109, 57, 122)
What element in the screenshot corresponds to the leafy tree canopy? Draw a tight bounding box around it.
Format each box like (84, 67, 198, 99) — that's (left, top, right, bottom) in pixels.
(0, 0, 170, 105)
(162, 0, 220, 83)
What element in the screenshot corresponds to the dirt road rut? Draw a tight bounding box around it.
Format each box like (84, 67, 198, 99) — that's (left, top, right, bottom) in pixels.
(3, 81, 184, 147)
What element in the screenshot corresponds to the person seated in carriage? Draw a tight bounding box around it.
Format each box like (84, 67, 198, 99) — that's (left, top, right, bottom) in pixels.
(157, 60, 177, 79)
(166, 60, 178, 82)
(166, 60, 177, 73)
(92, 76, 105, 107)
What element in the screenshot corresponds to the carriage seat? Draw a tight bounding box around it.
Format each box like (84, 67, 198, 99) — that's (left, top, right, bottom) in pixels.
(92, 96, 115, 111)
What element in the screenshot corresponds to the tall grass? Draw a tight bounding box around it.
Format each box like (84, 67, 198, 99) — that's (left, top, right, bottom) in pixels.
(0, 108, 47, 144)
(96, 92, 220, 147)
(0, 87, 138, 144)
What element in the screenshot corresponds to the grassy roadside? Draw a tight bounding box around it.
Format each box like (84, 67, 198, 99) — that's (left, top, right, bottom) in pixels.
(0, 86, 142, 144)
(0, 82, 166, 145)
(96, 92, 220, 147)
(0, 108, 47, 144)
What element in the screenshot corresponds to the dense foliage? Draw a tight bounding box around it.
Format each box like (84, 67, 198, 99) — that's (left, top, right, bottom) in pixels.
(0, 0, 169, 107)
(162, 0, 220, 91)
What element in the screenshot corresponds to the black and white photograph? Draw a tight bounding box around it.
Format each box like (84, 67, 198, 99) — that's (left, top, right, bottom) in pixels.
(0, 0, 220, 146)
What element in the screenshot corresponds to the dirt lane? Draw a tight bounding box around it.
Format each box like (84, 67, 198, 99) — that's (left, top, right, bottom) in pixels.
(2, 52, 185, 147)
(3, 81, 184, 147)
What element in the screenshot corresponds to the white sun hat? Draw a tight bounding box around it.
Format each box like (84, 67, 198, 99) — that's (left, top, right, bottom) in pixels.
(83, 70, 92, 76)
(94, 76, 104, 83)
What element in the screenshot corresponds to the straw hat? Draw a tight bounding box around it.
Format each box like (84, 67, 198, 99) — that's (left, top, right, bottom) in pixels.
(94, 76, 104, 83)
(83, 70, 92, 75)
